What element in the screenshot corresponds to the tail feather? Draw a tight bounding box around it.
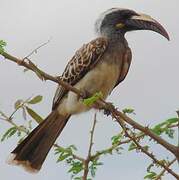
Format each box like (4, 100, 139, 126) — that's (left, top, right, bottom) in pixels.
(7, 110, 70, 172)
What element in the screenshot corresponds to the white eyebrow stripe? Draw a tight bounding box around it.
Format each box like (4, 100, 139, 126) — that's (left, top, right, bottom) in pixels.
(131, 14, 156, 23)
(95, 8, 125, 35)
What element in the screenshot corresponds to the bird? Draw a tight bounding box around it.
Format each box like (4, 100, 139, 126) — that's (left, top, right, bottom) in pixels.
(7, 8, 169, 173)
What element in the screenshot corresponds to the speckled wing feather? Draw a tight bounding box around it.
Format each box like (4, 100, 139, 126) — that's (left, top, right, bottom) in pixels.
(52, 37, 108, 110)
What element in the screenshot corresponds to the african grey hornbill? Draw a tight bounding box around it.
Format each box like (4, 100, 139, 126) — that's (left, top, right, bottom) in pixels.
(7, 8, 169, 172)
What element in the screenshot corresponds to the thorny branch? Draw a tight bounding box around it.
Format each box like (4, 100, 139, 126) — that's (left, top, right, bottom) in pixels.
(112, 111, 179, 179)
(1, 51, 179, 179)
(154, 158, 177, 180)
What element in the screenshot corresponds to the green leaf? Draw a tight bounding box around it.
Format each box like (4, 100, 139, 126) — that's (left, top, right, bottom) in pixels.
(166, 117, 179, 124)
(0, 40, 7, 47)
(1, 127, 17, 142)
(26, 106, 43, 123)
(122, 108, 135, 114)
(0, 40, 7, 54)
(89, 159, 103, 178)
(128, 142, 137, 151)
(151, 122, 166, 135)
(74, 177, 82, 180)
(28, 95, 43, 104)
(55, 145, 77, 163)
(144, 172, 157, 179)
(165, 128, 175, 139)
(0, 110, 6, 118)
(57, 153, 71, 162)
(83, 92, 103, 106)
(14, 99, 23, 109)
(111, 134, 123, 145)
(151, 117, 178, 138)
(68, 161, 83, 174)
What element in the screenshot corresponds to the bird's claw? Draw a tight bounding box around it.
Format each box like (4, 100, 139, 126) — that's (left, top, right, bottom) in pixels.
(103, 102, 115, 116)
(79, 89, 91, 100)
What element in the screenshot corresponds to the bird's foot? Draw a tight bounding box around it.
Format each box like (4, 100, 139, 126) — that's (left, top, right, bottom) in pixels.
(103, 102, 115, 116)
(79, 89, 91, 100)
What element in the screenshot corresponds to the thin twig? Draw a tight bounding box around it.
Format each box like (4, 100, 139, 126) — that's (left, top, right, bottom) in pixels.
(83, 113, 97, 180)
(154, 158, 177, 180)
(88, 113, 97, 157)
(23, 38, 51, 60)
(176, 111, 179, 149)
(91, 133, 143, 160)
(9, 97, 31, 120)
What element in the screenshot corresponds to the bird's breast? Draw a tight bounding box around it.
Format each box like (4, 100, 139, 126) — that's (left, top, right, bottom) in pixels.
(60, 60, 120, 115)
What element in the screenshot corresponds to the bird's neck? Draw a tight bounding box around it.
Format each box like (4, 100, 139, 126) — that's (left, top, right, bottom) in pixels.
(101, 28, 128, 47)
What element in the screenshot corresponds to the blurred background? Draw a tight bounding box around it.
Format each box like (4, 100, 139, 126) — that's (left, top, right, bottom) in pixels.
(0, 0, 179, 179)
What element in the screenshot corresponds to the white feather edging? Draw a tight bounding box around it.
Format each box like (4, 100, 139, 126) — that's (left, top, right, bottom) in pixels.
(6, 153, 39, 174)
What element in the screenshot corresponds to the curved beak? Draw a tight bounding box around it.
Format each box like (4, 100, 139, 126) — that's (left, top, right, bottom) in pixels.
(126, 13, 170, 40)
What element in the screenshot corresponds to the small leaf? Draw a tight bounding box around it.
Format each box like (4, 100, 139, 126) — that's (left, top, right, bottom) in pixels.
(0, 110, 6, 118)
(68, 161, 83, 174)
(128, 142, 137, 151)
(83, 92, 103, 106)
(74, 177, 83, 180)
(0, 40, 7, 47)
(111, 134, 123, 145)
(14, 99, 23, 109)
(165, 128, 175, 139)
(144, 172, 157, 179)
(69, 144, 77, 151)
(166, 118, 179, 124)
(26, 106, 43, 123)
(1, 127, 17, 142)
(0, 40, 7, 54)
(122, 108, 135, 114)
(57, 153, 71, 162)
(28, 95, 43, 104)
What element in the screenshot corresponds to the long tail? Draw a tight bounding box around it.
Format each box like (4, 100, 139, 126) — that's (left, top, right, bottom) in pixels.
(7, 110, 70, 173)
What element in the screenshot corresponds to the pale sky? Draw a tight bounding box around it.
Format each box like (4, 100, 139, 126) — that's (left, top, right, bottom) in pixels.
(0, 0, 179, 179)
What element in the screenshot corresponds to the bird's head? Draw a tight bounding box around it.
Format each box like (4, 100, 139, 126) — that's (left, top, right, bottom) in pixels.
(95, 8, 169, 40)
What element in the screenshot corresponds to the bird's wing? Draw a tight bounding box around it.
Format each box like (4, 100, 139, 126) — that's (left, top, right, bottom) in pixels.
(113, 47, 132, 89)
(52, 37, 108, 110)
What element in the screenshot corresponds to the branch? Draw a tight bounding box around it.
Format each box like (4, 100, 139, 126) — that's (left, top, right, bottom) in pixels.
(1, 51, 179, 176)
(154, 158, 177, 180)
(111, 110, 179, 160)
(112, 113, 179, 179)
(91, 133, 143, 160)
(83, 113, 97, 180)
(1, 52, 82, 96)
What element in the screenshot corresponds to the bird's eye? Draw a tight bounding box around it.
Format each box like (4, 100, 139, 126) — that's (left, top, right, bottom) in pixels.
(116, 23, 125, 29)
